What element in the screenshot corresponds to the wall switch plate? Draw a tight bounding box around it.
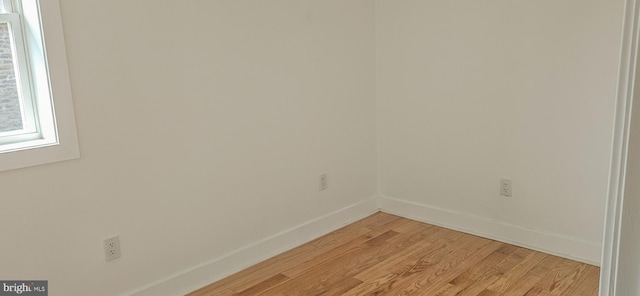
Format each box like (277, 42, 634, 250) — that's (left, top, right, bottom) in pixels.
(500, 178, 513, 197)
(319, 173, 328, 191)
(104, 236, 121, 261)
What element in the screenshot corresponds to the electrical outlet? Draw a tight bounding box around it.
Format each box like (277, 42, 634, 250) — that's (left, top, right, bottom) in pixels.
(103, 236, 121, 262)
(500, 178, 512, 197)
(319, 173, 328, 191)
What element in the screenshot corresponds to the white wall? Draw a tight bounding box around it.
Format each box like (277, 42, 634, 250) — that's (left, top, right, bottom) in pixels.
(376, 0, 624, 264)
(0, 1, 377, 295)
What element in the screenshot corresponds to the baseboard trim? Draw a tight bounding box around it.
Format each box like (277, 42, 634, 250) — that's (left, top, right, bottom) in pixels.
(127, 198, 380, 296)
(380, 196, 601, 266)
(125, 195, 601, 296)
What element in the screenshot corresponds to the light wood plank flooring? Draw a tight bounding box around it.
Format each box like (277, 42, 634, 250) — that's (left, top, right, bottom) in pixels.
(188, 212, 599, 296)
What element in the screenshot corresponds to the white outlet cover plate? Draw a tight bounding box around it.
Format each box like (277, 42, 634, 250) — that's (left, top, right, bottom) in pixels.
(104, 236, 121, 261)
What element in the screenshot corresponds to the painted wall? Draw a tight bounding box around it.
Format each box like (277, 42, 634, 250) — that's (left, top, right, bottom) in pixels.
(376, 0, 624, 263)
(0, 1, 377, 295)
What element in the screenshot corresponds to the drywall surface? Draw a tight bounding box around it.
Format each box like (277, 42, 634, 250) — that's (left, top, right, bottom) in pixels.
(0, 1, 377, 295)
(376, 0, 624, 262)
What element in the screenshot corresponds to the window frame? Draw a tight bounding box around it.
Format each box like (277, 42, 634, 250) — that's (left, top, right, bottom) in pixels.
(0, 9, 39, 140)
(0, 0, 79, 172)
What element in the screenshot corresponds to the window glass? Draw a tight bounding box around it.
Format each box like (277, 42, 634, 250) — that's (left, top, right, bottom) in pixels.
(0, 21, 23, 133)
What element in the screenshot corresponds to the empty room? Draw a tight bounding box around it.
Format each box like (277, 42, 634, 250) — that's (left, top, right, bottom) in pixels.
(1, 0, 639, 295)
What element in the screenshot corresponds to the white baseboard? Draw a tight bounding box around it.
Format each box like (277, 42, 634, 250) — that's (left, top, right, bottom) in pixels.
(124, 195, 601, 296)
(126, 197, 379, 296)
(380, 196, 602, 266)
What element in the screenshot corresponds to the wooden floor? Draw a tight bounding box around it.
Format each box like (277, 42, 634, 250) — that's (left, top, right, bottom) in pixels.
(188, 212, 600, 296)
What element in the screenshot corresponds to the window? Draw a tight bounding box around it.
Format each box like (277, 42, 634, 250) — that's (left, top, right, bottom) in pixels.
(0, 0, 78, 172)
